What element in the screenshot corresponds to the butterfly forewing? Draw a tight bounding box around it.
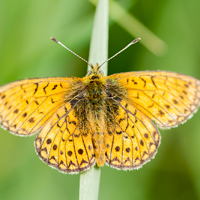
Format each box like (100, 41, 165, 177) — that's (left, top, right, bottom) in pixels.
(108, 71, 200, 129)
(0, 77, 81, 135)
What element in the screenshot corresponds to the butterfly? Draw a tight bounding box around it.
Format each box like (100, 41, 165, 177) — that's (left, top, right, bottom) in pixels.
(0, 38, 200, 174)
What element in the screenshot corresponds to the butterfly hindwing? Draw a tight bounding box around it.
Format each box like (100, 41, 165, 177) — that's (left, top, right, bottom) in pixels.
(35, 99, 95, 174)
(105, 99, 160, 169)
(108, 71, 200, 129)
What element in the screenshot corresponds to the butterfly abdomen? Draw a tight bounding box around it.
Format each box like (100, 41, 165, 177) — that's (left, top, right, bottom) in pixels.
(92, 131, 105, 166)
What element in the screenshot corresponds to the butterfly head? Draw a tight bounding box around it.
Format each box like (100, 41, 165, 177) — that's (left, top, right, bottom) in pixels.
(86, 64, 104, 78)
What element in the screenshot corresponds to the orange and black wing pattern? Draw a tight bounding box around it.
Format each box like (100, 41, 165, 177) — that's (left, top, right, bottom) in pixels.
(35, 99, 95, 174)
(104, 71, 200, 170)
(0, 77, 76, 135)
(109, 71, 200, 129)
(105, 99, 160, 170)
(0, 77, 95, 173)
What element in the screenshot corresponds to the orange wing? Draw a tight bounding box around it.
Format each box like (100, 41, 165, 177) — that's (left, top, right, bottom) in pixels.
(108, 71, 200, 129)
(0, 77, 81, 135)
(105, 100, 160, 169)
(35, 101, 95, 174)
(0, 77, 95, 173)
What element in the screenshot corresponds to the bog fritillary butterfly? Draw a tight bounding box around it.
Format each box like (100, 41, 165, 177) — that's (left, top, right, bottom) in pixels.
(0, 38, 200, 174)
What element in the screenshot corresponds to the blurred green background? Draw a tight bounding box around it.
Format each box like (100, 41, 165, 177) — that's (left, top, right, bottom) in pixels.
(1, 0, 200, 199)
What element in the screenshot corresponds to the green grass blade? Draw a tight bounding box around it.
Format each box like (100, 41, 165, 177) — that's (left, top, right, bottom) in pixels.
(89, 0, 167, 56)
(79, 0, 108, 199)
(87, 0, 108, 74)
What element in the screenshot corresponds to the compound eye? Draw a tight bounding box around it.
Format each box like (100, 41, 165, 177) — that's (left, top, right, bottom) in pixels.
(99, 70, 104, 75)
(86, 70, 93, 76)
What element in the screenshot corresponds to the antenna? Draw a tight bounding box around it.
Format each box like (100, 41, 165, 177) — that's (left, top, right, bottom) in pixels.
(50, 37, 92, 67)
(98, 38, 141, 68)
